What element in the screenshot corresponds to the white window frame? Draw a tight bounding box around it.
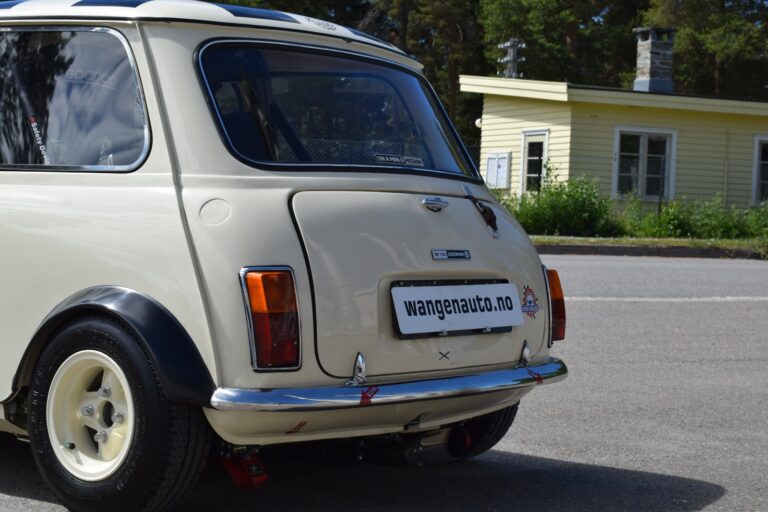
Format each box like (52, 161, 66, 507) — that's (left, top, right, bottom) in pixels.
(753, 135, 768, 204)
(519, 129, 550, 195)
(612, 125, 677, 200)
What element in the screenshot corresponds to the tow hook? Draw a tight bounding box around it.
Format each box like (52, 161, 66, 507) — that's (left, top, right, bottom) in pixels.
(219, 444, 269, 491)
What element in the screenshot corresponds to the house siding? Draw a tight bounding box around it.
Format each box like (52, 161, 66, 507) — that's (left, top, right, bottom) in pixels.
(570, 102, 768, 205)
(479, 96, 571, 193)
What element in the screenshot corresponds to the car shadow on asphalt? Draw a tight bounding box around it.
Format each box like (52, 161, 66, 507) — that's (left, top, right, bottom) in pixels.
(177, 451, 725, 512)
(0, 434, 725, 512)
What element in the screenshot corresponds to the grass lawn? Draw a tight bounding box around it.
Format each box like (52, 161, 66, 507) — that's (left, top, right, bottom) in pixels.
(530, 236, 768, 256)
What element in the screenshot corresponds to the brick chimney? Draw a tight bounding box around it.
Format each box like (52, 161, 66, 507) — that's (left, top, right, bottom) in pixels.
(633, 27, 675, 94)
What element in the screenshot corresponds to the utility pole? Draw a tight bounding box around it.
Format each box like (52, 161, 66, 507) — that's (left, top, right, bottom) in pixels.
(498, 39, 526, 78)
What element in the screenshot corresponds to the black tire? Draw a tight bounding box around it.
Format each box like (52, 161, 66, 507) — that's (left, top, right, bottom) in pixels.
(27, 316, 211, 512)
(461, 403, 519, 459)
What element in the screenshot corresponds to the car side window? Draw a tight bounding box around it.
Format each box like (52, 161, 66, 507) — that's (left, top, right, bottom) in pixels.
(0, 28, 148, 171)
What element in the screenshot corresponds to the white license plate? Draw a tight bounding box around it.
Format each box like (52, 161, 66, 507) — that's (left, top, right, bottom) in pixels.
(391, 282, 524, 336)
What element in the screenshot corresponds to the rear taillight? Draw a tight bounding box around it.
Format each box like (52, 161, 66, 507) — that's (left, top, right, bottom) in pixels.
(240, 268, 300, 370)
(546, 268, 566, 342)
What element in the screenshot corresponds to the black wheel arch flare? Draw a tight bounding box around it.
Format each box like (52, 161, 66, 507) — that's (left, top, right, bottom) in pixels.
(10, 286, 215, 406)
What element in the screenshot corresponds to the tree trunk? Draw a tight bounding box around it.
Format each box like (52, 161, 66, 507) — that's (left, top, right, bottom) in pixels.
(398, 0, 410, 52)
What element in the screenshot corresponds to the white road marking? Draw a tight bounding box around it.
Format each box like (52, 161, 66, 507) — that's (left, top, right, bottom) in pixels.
(567, 296, 768, 303)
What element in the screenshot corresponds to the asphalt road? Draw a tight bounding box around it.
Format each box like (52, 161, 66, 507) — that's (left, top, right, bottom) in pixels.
(2, 255, 767, 511)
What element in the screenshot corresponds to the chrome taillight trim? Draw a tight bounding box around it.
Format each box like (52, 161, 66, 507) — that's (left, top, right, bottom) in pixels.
(542, 264, 554, 348)
(239, 266, 302, 372)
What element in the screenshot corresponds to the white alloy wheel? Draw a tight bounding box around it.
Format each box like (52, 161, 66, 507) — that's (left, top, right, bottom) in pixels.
(46, 350, 135, 482)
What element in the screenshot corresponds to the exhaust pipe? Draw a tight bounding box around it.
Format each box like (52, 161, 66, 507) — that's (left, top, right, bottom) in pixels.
(403, 426, 470, 466)
(364, 426, 471, 466)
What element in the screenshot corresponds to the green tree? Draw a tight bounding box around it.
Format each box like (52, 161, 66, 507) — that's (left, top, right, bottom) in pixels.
(480, 0, 648, 86)
(645, 0, 768, 99)
(407, 0, 488, 148)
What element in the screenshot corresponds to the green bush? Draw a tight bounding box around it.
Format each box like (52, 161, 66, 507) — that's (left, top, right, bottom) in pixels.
(494, 176, 768, 241)
(744, 202, 768, 238)
(501, 175, 621, 236)
(621, 195, 768, 239)
(636, 200, 695, 238)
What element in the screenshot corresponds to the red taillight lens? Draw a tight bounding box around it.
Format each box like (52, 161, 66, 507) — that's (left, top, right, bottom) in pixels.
(547, 269, 566, 341)
(243, 270, 300, 369)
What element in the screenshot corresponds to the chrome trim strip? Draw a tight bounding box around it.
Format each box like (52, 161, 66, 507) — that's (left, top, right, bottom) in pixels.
(239, 266, 302, 372)
(0, 26, 151, 173)
(210, 357, 567, 412)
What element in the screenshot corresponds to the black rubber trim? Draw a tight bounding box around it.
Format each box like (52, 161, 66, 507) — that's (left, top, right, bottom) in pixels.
(10, 286, 214, 406)
(390, 279, 513, 340)
(215, 4, 298, 24)
(347, 27, 395, 47)
(287, 192, 331, 378)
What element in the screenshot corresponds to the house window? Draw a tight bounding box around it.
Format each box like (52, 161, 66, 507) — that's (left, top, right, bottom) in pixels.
(758, 140, 768, 202)
(522, 133, 546, 192)
(616, 130, 673, 198)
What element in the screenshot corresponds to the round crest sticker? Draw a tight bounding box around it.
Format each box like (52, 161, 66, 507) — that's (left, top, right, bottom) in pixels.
(521, 286, 539, 319)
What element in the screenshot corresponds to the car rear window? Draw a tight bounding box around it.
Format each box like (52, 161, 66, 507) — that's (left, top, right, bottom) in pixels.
(0, 28, 148, 171)
(200, 44, 474, 177)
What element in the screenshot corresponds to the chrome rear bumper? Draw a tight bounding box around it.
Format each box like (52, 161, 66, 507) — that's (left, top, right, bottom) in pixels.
(210, 357, 567, 413)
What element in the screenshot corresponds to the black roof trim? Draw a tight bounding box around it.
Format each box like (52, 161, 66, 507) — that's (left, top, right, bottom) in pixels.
(0, 0, 28, 9)
(73, 0, 151, 6)
(214, 3, 298, 24)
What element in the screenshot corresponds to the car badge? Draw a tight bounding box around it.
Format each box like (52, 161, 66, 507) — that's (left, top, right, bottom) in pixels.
(432, 249, 471, 260)
(521, 286, 539, 319)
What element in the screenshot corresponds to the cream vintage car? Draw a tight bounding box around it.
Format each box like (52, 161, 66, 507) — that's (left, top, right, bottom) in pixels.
(0, 1, 568, 510)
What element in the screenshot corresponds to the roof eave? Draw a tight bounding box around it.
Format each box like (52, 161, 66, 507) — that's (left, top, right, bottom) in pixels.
(459, 74, 768, 117)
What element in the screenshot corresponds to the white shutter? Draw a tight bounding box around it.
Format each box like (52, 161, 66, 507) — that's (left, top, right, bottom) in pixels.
(496, 153, 510, 189)
(485, 154, 499, 188)
(485, 152, 510, 189)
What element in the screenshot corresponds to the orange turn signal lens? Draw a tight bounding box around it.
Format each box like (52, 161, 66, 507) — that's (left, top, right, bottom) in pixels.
(242, 269, 300, 369)
(246, 271, 298, 314)
(546, 268, 566, 342)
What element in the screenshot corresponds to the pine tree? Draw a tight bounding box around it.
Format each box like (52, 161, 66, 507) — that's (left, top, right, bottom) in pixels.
(645, 0, 768, 99)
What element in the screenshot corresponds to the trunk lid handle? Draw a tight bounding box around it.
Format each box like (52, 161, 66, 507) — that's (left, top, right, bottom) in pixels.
(421, 196, 450, 212)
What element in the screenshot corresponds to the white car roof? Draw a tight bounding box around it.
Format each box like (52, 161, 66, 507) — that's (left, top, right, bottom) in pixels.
(0, 0, 407, 57)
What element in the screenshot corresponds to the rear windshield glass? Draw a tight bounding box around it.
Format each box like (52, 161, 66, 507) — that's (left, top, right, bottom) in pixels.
(200, 45, 474, 177)
(0, 28, 148, 170)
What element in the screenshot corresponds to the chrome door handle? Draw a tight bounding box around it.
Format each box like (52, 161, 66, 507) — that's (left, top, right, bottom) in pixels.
(422, 197, 449, 212)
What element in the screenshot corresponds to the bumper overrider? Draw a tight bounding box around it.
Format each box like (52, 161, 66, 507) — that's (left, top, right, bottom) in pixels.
(210, 357, 567, 413)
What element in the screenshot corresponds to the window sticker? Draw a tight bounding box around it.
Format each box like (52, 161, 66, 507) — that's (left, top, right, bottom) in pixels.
(374, 154, 425, 167)
(27, 116, 50, 165)
(64, 68, 118, 90)
(303, 16, 337, 31)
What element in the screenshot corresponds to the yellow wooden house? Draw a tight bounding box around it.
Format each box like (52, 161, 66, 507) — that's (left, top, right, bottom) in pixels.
(460, 29, 768, 206)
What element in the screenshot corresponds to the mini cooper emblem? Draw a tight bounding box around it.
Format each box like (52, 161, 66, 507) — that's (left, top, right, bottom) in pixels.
(432, 249, 470, 260)
(521, 286, 539, 319)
